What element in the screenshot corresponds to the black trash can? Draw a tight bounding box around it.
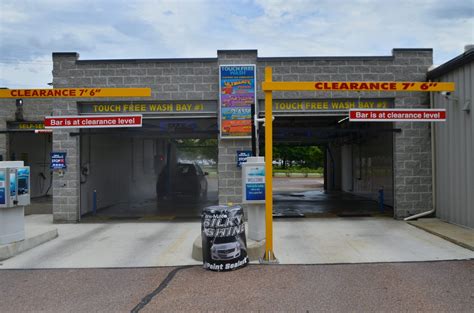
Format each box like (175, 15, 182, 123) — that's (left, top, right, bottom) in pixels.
(201, 205, 248, 271)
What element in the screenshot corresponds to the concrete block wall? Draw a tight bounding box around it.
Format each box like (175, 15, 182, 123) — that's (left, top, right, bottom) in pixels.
(50, 48, 432, 220)
(51, 53, 220, 221)
(256, 49, 433, 218)
(217, 51, 256, 205)
(392, 50, 433, 218)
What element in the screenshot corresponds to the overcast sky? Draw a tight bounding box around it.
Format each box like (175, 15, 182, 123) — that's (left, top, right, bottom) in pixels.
(0, 0, 472, 88)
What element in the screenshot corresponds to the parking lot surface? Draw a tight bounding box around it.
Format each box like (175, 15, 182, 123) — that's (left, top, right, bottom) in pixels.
(1, 261, 472, 312)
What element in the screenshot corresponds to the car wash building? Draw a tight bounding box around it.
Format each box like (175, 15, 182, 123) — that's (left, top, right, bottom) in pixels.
(0, 48, 435, 223)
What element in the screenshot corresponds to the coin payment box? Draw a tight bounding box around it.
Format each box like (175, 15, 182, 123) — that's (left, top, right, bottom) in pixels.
(0, 161, 30, 245)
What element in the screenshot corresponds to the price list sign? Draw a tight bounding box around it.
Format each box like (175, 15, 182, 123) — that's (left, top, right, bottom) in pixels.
(219, 65, 256, 139)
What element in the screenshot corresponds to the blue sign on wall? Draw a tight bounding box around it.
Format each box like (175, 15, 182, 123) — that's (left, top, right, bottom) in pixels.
(51, 152, 67, 169)
(237, 150, 252, 167)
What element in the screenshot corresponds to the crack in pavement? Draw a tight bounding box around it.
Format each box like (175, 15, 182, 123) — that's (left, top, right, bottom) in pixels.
(130, 265, 195, 312)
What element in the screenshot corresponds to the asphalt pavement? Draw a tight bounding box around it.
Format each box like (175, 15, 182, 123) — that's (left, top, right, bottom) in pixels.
(1, 260, 472, 312)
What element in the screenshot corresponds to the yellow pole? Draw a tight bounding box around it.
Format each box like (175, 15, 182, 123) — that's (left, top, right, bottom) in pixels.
(264, 66, 276, 261)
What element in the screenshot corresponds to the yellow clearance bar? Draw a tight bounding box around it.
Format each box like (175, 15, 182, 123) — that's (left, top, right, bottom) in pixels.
(0, 88, 151, 98)
(262, 81, 455, 92)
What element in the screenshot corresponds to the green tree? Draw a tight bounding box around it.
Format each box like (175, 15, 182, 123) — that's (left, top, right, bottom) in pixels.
(273, 145, 323, 169)
(176, 139, 218, 162)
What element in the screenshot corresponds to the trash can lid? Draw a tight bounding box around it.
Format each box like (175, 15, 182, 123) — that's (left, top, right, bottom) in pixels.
(202, 205, 243, 216)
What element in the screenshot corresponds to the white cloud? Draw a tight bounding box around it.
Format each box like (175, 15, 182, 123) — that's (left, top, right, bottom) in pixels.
(0, 55, 52, 88)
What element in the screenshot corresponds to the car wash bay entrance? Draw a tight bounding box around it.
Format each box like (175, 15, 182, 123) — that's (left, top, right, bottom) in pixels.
(258, 98, 395, 217)
(78, 98, 396, 219)
(78, 101, 218, 219)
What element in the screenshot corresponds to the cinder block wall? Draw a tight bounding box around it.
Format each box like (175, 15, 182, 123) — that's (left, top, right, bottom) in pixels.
(51, 53, 219, 222)
(217, 51, 256, 205)
(256, 49, 433, 218)
(50, 48, 432, 221)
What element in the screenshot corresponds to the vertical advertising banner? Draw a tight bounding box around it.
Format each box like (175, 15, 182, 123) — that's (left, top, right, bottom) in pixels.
(219, 65, 256, 139)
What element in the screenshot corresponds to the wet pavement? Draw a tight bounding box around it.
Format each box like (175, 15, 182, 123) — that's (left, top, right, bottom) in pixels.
(82, 178, 219, 219)
(81, 177, 390, 220)
(273, 177, 391, 217)
(25, 195, 53, 215)
(1, 260, 473, 312)
(273, 190, 391, 217)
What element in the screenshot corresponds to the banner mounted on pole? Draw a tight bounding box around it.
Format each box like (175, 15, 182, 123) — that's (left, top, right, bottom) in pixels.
(219, 65, 256, 139)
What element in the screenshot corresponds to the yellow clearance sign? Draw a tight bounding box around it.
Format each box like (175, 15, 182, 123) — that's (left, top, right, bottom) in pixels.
(0, 88, 151, 98)
(262, 81, 455, 92)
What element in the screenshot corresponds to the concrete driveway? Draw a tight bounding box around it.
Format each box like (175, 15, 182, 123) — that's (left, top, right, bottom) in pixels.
(0, 215, 472, 269)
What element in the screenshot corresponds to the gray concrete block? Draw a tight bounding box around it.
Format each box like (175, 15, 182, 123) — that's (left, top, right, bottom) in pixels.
(296, 74, 314, 81)
(406, 193, 421, 201)
(195, 84, 212, 92)
(116, 69, 131, 76)
(139, 77, 154, 84)
(124, 77, 139, 84)
(339, 66, 355, 73)
(363, 74, 380, 80)
(330, 74, 347, 81)
(163, 84, 179, 92)
(354, 66, 370, 73)
(108, 77, 124, 85)
(179, 68, 194, 75)
(156, 76, 172, 84)
(321, 66, 338, 74)
(179, 84, 195, 92)
(100, 69, 115, 76)
(130, 68, 147, 75)
(405, 177, 421, 185)
(370, 66, 386, 73)
(146, 68, 163, 75)
(186, 92, 203, 100)
(92, 77, 108, 85)
(290, 66, 306, 73)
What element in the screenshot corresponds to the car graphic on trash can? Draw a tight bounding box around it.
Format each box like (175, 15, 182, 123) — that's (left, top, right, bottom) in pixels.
(210, 241, 241, 260)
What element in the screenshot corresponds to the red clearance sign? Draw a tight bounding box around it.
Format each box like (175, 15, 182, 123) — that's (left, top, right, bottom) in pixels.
(44, 115, 143, 128)
(349, 109, 446, 122)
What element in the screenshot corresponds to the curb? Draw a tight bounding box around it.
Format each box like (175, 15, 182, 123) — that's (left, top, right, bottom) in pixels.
(0, 228, 58, 261)
(407, 220, 474, 251)
(273, 172, 323, 178)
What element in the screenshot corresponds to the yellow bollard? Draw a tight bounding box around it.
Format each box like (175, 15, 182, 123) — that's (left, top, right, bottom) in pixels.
(262, 66, 278, 263)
